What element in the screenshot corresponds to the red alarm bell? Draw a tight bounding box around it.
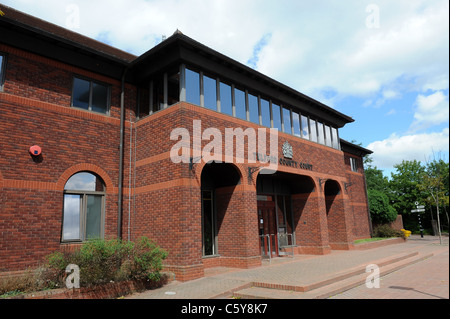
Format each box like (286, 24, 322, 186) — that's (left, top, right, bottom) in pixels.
(29, 145, 42, 156)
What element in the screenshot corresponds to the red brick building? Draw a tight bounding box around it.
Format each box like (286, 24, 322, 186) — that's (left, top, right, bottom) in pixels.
(0, 6, 372, 281)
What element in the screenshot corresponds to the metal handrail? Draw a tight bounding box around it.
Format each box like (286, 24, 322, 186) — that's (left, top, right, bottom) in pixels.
(278, 233, 294, 257)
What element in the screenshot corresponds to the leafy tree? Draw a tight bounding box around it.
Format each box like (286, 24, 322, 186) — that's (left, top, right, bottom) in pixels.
(417, 157, 449, 234)
(389, 160, 426, 216)
(367, 189, 397, 224)
(364, 164, 397, 225)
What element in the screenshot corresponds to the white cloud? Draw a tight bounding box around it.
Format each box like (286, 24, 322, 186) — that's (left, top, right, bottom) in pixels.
(367, 128, 449, 170)
(3, 0, 448, 102)
(410, 91, 449, 131)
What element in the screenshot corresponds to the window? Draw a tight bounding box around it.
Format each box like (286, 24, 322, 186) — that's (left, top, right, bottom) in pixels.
(324, 125, 332, 147)
(72, 77, 110, 114)
(282, 107, 292, 134)
(293, 111, 301, 137)
(186, 68, 200, 106)
(248, 93, 259, 124)
(331, 127, 340, 149)
(219, 82, 233, 116)
(202, 190, 217, 256)
(350, 157, 358, 172)
(301, 115, 309, 140)
(62, 172, 105, 242)
(272, 103, 282, 131)
(317, 122, 325, 145)
(203, 75, 217, 111)
(234, 88, 246, 120)
(309, 118, 318, 142)
(0, 53, 6, 91)
(260, 98, 270, 127)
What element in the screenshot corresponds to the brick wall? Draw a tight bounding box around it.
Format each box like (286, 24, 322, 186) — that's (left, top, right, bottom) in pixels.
(0, 44, 135, 271)
(0, 43, 371, 281)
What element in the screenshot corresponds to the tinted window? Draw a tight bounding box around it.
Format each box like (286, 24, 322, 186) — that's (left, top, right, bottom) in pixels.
(186, 68, 200, 105)
(301, 115, 309, 139)
(309, 118, 318, 142)
(72, 77, 109, 114)
(72, 77, 90, 110)
(0, 55, 5, 90)
(272, 103, 282, 131)
(204, 75, 217, 111)
(219, 82, 233, 116)
(317, 122, 325, 145)
(283, 107, 291, 134)
(235, 88, 246, 120)
(261, 98, 270, 128)
(293, 111, 301, 137)
(248, 93, 259, 124)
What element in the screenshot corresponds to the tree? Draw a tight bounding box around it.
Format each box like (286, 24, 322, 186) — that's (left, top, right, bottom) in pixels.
(364, 164, 397, 226)
(389, 160, 426, 216)
(418, 157, 449, 240)
(367, 189, 397, 224)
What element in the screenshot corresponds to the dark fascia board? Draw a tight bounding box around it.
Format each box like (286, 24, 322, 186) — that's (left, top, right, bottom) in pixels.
(130, 32, 354, 128)
(0, 14, 131, 81)
(340, 139, 373, 157)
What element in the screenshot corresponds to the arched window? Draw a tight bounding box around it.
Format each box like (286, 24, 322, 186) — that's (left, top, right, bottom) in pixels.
(62, 172, 105, 242)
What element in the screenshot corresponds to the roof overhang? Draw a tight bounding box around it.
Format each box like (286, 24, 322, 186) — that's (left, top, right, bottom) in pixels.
(340, 139, 373, 157)
(130, 32, 355, 128)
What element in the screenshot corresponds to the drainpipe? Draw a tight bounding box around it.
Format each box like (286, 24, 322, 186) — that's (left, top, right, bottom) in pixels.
(118, 68, 128, 239)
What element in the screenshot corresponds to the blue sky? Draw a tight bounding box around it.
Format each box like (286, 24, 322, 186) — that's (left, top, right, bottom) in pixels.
(1, 0, 448, 177)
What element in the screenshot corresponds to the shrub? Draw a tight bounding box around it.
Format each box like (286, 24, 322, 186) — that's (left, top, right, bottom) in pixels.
(44, 237, 167, 288)
(373, 224, 404, 238)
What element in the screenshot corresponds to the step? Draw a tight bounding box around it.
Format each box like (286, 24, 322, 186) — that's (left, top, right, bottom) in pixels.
(231, 251, 434, 299)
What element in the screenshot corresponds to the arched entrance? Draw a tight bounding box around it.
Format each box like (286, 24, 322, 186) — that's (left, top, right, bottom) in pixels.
(200, 162, 241, 257)
(324, 180, 348, 248)
(256, 172, 315, 257)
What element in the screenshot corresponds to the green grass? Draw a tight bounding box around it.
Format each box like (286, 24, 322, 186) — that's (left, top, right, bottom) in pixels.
(354, 237, 393, 244)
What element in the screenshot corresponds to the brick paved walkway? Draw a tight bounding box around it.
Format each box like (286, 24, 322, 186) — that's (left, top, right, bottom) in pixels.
(330, 244, 449, 299)
(126, 235, 449, 299)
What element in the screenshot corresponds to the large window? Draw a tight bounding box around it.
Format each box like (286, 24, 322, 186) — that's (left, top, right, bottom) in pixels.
(202, 190, 217, 256)
(282, 107, 291, 134)
(292, 111, 301, 137)
(309, 118, 318, 142)
(258, 98, 269, 128)
(331, 127, 340, 149)
(248, 93, 259, 124)
(72, 77, 110, 114)
(272, 103, 282, 131)
(219, 82, 233, 116)
(0, 54, 6, 91)
(301, 115, 309, 140)
(186, 68, 200, 106)
(234, 88, 246, 120)
(62, 172, 105, 242)
(203, 75, 217, 111)
(325, 125, 332, 147)
(317, 122, 325, 145)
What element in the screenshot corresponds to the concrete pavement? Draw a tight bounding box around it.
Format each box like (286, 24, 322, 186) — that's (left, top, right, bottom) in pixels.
(125, 235, 449, 299)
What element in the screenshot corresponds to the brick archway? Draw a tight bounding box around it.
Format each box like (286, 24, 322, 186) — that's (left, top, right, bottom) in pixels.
(57, 163, 115, 193)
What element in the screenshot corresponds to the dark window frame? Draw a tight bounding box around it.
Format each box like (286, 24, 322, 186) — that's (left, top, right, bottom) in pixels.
(62, 172, 106, 242)
(0, 52, 7, 92)
(71, 76, 111, 115)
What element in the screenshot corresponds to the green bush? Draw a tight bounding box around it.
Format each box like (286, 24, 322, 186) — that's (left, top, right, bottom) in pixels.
(373, 224, 404, 238)
(44, 237, 167, 288)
